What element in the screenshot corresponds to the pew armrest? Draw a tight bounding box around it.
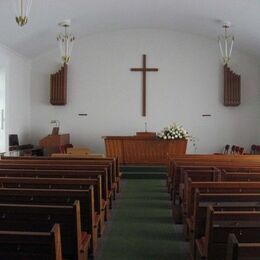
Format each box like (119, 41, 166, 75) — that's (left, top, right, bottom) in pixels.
(186, 216, 194, 233)
(195, 237, 206, 259)
(95, 212, 101, 228)
(102, 199, 108, 211)
(80, 232, 91, 260)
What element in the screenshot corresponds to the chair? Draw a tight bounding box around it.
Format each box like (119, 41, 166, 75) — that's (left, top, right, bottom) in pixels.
(9, 134, 19, 151)
(223, 144, 230, 154)
(8, 134, 34, 155)
(251, 144, 260, 154)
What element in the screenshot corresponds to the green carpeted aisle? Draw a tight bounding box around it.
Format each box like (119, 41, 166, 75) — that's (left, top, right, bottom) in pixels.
(97, 178, 189, 260)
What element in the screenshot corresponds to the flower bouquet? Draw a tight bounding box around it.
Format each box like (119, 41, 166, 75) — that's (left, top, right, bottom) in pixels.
(157, 123, 189, 140)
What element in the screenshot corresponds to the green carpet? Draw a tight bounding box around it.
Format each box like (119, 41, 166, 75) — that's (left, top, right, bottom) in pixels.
(121, 166, 167, 179)
(97, 180, 189, 260)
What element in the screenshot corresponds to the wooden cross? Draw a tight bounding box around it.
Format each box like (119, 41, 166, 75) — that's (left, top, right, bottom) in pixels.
(130, 54, 159, 117)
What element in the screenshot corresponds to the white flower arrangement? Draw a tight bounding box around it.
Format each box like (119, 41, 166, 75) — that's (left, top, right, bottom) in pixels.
(157, 123, 189, 140)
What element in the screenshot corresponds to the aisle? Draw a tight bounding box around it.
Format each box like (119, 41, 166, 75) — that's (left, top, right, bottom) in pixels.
(97, 179, 189, 260)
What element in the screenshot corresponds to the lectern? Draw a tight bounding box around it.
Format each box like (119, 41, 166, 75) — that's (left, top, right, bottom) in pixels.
(39, 134, 70, 155)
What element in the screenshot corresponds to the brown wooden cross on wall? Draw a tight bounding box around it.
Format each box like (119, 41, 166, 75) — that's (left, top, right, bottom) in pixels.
(130, 54, 159, 117)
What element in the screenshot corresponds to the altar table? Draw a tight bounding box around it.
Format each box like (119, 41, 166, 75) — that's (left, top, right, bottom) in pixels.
(103, 134, 187, 165)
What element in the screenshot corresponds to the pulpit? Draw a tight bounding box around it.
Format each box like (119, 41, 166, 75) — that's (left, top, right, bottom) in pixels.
(103, 132, 187, 165)
(39, 134, 70, 155)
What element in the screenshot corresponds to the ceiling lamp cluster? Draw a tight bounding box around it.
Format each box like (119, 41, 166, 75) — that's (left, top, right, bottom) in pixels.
(13, 0, 32, 27)
(57, 20, 76, 64)
(13, 1, 75, 64)
(218, 22, 234, 65)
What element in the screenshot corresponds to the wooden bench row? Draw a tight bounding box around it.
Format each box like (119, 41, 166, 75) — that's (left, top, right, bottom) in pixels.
(168, 155, 260, 223)
(0, 156, 121, 259)
(168, 155, 260, 259)
(185, 179, 260, 259)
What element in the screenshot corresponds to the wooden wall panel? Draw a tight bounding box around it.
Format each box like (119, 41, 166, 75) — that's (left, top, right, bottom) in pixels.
(50, 64, 68, 105)
(224, 65, 241, 106)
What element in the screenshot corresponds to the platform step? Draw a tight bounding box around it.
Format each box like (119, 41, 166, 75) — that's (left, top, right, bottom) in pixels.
(121, 166, 166, 179)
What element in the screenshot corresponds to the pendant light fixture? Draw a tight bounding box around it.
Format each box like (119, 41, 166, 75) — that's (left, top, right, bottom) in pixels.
(13, 0, 32, 26)
(57, 20, 75, 64)
(218, 22, 234, 65)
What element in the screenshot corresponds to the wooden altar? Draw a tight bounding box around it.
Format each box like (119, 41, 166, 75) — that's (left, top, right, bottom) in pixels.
(103, 133, 187, 165)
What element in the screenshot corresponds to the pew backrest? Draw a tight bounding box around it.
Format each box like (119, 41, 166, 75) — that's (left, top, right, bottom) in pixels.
(226, 233, 260, 260)
(0, 202, 81, 259)
(0, 223, 62, 260)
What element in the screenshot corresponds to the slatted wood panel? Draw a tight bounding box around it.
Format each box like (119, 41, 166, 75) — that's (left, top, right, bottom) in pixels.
(105, 139, 124, 163)
(224, 65, 241, 106)
(104, 136, 187, 164)
(50, 64, 67, 105)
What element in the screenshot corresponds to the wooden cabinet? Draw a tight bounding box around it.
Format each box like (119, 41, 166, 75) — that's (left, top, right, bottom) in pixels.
(39, 134, 70, 155)
(104, 134, 187, 165)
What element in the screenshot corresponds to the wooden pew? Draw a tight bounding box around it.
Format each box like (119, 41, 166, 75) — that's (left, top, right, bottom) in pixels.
(0, 176, 105, 236)
(168, 155, 260, 192)
(226, 233, 260, 260)
(0, 201, 89, 260)
(0, 224, 62, 260)
(0, 187, 97, 256)
(0, 167, 110, 220)
(171, 161, 260, 195)
(1, 156, 121, 194)
(172, 166, 218, 223)
(181, 168, 260, 213)
(181, 169, 219, 215)
(0, 161, 114, 209)
(185, 180, 260, 223)
(1, 156, 121, 195)
(196, 207, 260, 260)
(191, 192, 260, 258)
(169, 159, 260, 223)
(219, 171, 260, 181)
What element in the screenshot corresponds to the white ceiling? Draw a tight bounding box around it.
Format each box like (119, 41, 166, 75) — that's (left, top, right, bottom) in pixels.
(1, 0, 260, 59)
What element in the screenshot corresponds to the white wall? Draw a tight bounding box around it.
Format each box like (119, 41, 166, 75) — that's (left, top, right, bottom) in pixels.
(30, 29, 260, 153)
(0, 44, 31, 150)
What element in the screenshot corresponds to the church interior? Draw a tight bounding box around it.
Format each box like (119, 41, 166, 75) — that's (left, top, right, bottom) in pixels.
(0, 0, 259, 259)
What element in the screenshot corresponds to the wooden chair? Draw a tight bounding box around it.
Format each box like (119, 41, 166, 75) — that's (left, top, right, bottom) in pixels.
(0, 224, 62, 260)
